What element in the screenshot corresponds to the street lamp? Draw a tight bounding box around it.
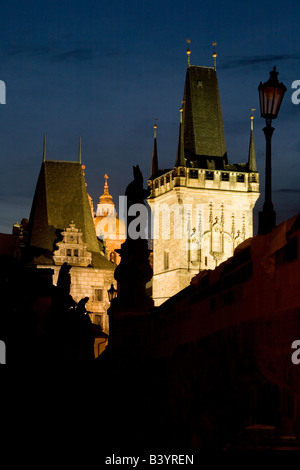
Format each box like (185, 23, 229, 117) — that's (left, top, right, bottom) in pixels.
(258, 66, 286, 235)
(107, 283, 117, 303)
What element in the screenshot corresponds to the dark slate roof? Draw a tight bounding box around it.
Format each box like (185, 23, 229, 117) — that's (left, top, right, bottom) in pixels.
(182, 66, 227, 163)
(28, 160, 114, 270)
(176, 65, 227, 169)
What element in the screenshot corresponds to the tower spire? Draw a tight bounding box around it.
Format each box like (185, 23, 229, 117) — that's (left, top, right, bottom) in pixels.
(175, 103, 185, 167)
(248, 109, 257, 172)
(186, 39, 191, 67)
(212, 42, 217, 70)
(43, 134, 46, 162)
(150, 118, 159, 179)
(78, 136, 82, 164)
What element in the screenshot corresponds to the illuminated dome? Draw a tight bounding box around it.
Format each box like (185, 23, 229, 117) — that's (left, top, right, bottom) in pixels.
(94, 174, 126, 264)
(96, 174, 115, 217)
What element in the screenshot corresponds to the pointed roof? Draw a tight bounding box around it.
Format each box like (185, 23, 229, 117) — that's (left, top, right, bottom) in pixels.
(28, 160, 114, 270)
(43, 134, 46, 162)
(179, 65, 227, 167)
(175, 107, 185, 167)
(248, 115, 257, 172)
(150, 124, 158, 179)
(78, 136, 82, 164)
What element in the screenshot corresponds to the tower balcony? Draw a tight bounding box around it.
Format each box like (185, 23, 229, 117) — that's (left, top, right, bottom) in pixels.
(149, 167, 259, 198)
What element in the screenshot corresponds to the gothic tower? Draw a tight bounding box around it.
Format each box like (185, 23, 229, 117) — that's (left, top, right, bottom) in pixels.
(148, 52, 260, 306)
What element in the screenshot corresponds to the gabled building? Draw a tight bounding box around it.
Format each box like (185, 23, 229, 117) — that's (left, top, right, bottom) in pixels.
(148, 56, 260, 306)
(28, 148, 115, 333)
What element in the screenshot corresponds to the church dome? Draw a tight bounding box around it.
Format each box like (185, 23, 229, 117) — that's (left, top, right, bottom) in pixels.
(94, 174, 126, 241)
(96, 174, 115, 217)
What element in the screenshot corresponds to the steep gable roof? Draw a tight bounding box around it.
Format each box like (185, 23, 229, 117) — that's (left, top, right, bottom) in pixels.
(28, 160, 114, 270)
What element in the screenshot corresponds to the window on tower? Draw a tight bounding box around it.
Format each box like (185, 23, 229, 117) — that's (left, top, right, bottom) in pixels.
(205, 171, 214, 181)
(189, 169, 198, 179)
(110, 252, 117, 264)
(221, 172, 229, 181)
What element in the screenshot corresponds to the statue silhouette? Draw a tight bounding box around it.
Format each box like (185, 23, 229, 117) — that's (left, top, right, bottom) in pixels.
(125, 165, 151, 208)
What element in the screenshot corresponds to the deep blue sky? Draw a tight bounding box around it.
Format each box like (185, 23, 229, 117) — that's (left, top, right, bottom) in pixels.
(1, 0, 300, 235)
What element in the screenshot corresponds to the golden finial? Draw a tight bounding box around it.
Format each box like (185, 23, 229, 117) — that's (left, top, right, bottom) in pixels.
(250, 108, 256, 131)
(186, 39, 191, 67)
(104, 173, 109, 193)
(212, 41, 217, 70)
(81, 164, 87, 186)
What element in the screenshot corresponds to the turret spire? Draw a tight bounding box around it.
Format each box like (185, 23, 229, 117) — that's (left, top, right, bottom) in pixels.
(175, 103, 185, 167)
(43, 134, 46, 162)
(248, 109, 257, 172)
(150, 119, 159, 179)
(78, 136, 82, 164)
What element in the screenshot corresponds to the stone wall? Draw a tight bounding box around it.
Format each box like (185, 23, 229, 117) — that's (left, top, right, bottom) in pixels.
(146, 216, 300, 448)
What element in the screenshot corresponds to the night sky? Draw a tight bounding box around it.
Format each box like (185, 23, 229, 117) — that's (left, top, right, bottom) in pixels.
(1, 0, 300, 235)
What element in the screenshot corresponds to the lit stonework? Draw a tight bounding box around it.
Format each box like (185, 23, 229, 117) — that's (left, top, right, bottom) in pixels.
(148, 168, 259, 305)
(53, 221, 92, 267)
(148, 63, 260, 306)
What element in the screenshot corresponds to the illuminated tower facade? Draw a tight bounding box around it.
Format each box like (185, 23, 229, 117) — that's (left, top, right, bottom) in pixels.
(148, 51, 260, 306)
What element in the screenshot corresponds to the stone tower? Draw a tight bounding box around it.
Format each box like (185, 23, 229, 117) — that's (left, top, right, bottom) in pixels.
(148, 59, 260, 306)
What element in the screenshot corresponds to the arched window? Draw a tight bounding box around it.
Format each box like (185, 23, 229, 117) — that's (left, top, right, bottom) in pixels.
(110, 251, 117, 264)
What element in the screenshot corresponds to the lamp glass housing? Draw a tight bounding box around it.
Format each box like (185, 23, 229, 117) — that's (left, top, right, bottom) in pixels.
(258, 66, 286, 120)
(107, 284, 117, 302)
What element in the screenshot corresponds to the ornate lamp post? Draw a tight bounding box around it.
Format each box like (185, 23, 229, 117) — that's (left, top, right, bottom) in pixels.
(258, 66, 286, 235)
(107, 283, 117, 303)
